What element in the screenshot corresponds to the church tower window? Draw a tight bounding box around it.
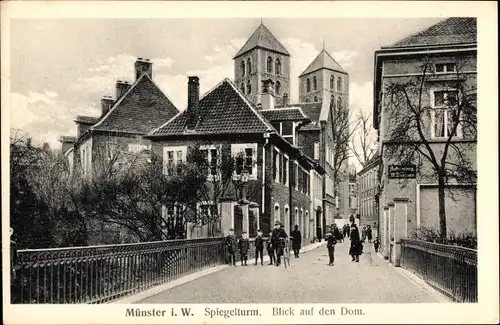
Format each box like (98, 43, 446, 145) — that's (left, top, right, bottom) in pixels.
(314, 96, 318, 102)
(337, 97, 342, 110)
(331, 95, 335, 104)
(330, 75, 334, 89)
(247, 58, 252, 74)
(241, 83, 245, 94)
(267, 56, 273, 73)
(337, 76, 343, 92)
(306, 79, 311, 92)
(247, 80, 252, 94)
(275, 81, 281, 95)
(275, 58, 281, 75)
(241, 60, 246, 77)
(313, 76, 317, 90)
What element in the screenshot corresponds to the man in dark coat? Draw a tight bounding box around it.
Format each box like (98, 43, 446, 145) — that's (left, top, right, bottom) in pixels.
(332, 223, 342, 243)
(366, 225, 373, 243)
(254, 229, 264, 265)
(225, 228, 237, 266)
(349, 223, 362, 262)
(266, 231, 275, 265)
(290, 225, 302, 258)
(238, 232, 250, 266)
(271, 221, 288, 267)
(324, 226, 337, 266)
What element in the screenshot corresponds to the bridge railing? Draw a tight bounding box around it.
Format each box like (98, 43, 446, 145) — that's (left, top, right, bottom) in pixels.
(400, 239, 477, 302)
(12, 237, 226, 304)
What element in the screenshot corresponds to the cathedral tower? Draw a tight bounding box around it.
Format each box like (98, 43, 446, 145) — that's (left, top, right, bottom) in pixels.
(233, 22, 290, 107)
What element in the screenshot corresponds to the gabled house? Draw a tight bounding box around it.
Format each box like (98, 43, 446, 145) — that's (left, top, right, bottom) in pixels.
(59, 58, 179, 176)
(146, 76, 324, 239)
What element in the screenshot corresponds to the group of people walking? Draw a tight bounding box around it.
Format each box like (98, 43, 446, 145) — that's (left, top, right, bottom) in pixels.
(224, 220, 376, 267)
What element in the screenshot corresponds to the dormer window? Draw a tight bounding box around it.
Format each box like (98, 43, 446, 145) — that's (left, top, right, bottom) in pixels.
(435, 63, 456, 74)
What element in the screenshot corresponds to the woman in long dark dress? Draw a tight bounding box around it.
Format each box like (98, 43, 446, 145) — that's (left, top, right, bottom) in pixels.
(349, 223, 362, 262)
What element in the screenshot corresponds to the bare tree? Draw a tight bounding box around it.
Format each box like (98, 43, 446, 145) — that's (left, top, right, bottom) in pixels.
(383, 57, 477, 240)
(351, 110, 377, 167)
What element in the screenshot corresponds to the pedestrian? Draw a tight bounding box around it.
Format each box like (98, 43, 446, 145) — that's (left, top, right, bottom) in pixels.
(366, 225, 373, 243)
(332, 223, 342, 243)
(254, 229, 264, 265)
(238, 232, 250, 266)
(266, 231, 275, 265)
(271, 221, 288, 267)
(225, 228, 237, 266)
(373, 237, 380, 253)
(349, 223, 362, 262)
(316, 225, 322, 242)
(324, 226, 337, 266)
(361, 226, 367, 242)
(290, 225, 302, 258)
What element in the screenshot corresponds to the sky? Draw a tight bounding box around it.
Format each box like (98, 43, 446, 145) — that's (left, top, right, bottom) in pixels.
(9, 17, 443, 168)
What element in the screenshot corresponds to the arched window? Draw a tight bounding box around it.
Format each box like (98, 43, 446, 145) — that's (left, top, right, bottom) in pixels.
(240, 83, 245, 94)
(275, 58, 281, 75)
(274, 204, 280, 224)
(330, 75, 334, 89)
(306, 79, 311, 92)
(330, 95, 335, 104)
(247, 80, 252, 95)
(241, 60, 246, 76)
(275, 81, 281, 95)
(284, 205, 289, 229)
(313, 76, 317, 90)
(337, 76, 342, 92)
(314, 96, 318, 102)
(337, 97, 342, 110)
(267, 56, 273, 73)
(247, 58, 252, 75)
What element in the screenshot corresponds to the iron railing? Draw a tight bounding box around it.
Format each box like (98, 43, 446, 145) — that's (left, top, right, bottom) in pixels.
(12, 238, 226, 304)
(400, 239, 477, 302)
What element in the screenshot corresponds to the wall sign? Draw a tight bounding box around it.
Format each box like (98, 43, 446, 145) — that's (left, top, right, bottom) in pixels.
(388, 165, 416, 179)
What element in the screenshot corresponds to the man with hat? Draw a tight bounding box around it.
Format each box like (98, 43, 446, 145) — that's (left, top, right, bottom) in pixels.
(271, 221, 288, 266)
(225, 228, 237, 266)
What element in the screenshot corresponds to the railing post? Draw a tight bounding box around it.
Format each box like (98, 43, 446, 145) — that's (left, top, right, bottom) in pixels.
(393, 198, 409, 267)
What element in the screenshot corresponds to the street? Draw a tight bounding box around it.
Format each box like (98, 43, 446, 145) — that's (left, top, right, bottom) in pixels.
(137, 242, 439, 303)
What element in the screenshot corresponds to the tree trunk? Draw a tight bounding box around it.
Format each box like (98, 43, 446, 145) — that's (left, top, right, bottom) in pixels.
(437, 174, 447, 241)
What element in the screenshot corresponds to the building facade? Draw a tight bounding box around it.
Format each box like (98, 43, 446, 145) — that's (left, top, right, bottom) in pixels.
(373, 18, 477, 258)
(357, 154, 381, 230)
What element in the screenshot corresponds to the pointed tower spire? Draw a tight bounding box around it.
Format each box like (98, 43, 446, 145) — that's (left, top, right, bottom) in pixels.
(322, 37, 325, 50)
(261, 17, 263, 25)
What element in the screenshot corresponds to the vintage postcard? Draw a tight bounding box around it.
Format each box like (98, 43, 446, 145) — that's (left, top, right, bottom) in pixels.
(1, 1, 498, 324)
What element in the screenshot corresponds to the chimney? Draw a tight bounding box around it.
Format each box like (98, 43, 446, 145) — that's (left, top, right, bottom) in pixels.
(134, 57, 153, 80)
(116, 80, 131, 100)
(283, 93, 289, 107)
(186, 76, 200, 130)
(100, 95, 114, 116)
(260, 79, 275, 110)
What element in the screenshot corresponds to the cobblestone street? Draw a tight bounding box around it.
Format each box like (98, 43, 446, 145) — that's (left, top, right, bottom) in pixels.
(137, 242, 439, 303)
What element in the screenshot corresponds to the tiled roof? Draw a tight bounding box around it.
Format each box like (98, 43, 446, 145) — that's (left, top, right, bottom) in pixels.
(299, 49, 346, 77)
(386, 17, 477, 48)
(260, 107, 309, 122)
(74, 115, 100, 125)
(149, 79, 274, 136)
(92, 74, 178, 134)
(234, 23, 290, 58)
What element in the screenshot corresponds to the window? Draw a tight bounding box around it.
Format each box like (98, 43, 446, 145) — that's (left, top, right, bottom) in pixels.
(163, 146, 186, 175)
(232, 143, 257, 177)
(281, 121, 293, 143)
(330, 95, 335, 104)
(272, 148, 279, 182)
(330, 75, 334, 89)
(337, 77, 342, 92)
(313, 76, 317, 90)
(240, 83, 245, 94)
(293, 163, 298, 190)
(274, 204, 280, 223)
(305, 98, 310, 103)
(271, 122, 281, 132)
(275, 58, 281, 75)
(247, 80, 251, 94)
(314, 142, 320, 160)
(267, 56, 273, 73)
(314, 96, 318, 102)
(306, 79, 311, 92)
(337, 97, 342, 110)
(275, 81, 281, 95)
(199, 145, 219, 177)
(247, 58, 252, 74)
(431, 90, 461, 138)
(282, 156, 288, 185)
(241, 60, 246, 76)
(435, 63, 456, 74)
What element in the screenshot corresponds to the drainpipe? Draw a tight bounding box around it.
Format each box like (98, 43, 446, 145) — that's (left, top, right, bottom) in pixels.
(262, 132, 271, 216)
